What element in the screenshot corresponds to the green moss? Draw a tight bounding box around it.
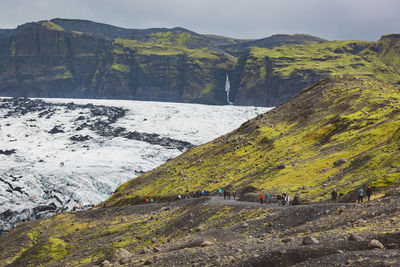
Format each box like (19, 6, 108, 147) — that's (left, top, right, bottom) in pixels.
(16, 237, 69, 265)
(41, 21, 64, 31)
(41, 238, 68, 261)
(371, 173, 399, 188)
(176, 32, 191, 46)
(111, 63, 131, 73)
(200, 84, 213, 96)
(10, 41, 16, 56)
(27, 230, 39, 242)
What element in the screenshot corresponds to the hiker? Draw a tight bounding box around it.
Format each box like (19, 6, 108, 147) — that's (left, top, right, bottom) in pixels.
(73, 205, 77, 211)
(227, 190, 231, 200)
(357, 188, 364, 203)
(218, 188, 222, 196)
(331, 188, 338, 202)
(259, 194, 264, 204)
(277, 194, 282, 205)
(265, 193, 270, 204)
(223, 189, 227, 200)
(285, 194, 290, 205)
(292, 195, 300, 205)
(233, 191, 236, 200)
(102, 202, 106, 208)
(177, 194, 181, 200)
(146, 198, 149, 203)
(282, 193, 286, 206)
(150, 198, 154, 203)
(366, 186, 372, 201)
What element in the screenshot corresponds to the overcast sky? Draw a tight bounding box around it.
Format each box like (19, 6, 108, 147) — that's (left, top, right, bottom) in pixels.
(0, 0, 399, 41)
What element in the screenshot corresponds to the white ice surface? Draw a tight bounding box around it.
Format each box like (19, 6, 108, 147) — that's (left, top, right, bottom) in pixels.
(0, 98, 271, 212)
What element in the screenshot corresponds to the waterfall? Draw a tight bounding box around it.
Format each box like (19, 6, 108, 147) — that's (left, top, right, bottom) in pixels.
(225, 73, 233, 105)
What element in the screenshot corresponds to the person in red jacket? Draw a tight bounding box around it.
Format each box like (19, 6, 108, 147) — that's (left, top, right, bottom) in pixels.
(259, 194, 264, 204)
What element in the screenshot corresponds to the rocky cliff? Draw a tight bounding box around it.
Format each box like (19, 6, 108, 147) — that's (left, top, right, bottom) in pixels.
(0, 19, 400, 106)
(0, 21, 235, 104)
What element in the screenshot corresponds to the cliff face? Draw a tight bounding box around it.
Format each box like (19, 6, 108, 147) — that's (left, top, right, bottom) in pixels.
(233, 41, 400, 106)
(0, 19, 400, 106)
(0, 22, 235, 104)
(0, 24, 112, 98)
(374, 34, 400, 77)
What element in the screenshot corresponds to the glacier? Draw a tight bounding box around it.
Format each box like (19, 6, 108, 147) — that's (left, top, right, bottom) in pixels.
(0, 97, 271, 235)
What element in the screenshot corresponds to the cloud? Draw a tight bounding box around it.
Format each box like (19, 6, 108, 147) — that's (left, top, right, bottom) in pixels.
(0, 0, 399, 40)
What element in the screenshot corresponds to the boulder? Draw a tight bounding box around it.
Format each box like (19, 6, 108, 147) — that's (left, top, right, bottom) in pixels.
(201, 241, 213, 247)
(144, 259, 153, 265)
(277, 163, 286, 169)
(100, 260, 111, 267)
(119, 257, 130, 264)
(111, 248, 132, 261)
(368, 239, 384, 249)
(140, 246, 151, 254)
(334, 158, 347, 167)
(348, 233, 365, 242)
(302, 236, 319, 245)
(281, 237, 294, 243)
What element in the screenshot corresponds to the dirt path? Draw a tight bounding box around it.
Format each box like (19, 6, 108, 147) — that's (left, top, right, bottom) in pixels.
(206, 195, 355, 210)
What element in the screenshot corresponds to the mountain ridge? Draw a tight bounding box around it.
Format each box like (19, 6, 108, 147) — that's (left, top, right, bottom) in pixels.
(0, 19, 399, 106)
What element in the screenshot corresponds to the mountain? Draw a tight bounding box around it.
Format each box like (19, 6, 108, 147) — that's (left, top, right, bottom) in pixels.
(2, 76, 400, 266)
(0, 19, 399, 106)
(4, 19, 394, 106)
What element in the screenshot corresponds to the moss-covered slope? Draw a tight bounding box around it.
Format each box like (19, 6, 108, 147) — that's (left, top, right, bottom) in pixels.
(108, 76, 400, 206)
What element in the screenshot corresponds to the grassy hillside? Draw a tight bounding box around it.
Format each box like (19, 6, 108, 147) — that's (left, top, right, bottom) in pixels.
(220, 33, 327, 56)
(246, 41, 398, 81)
(108, 76, 400, 206)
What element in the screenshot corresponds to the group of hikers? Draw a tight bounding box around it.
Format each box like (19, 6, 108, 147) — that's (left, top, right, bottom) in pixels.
(222, 189, 236, 200)
(331, 186, 373, 203)
(145, 198, 154, 203)
(258, 193, 300, 206)
(141, 185, 374, 206)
